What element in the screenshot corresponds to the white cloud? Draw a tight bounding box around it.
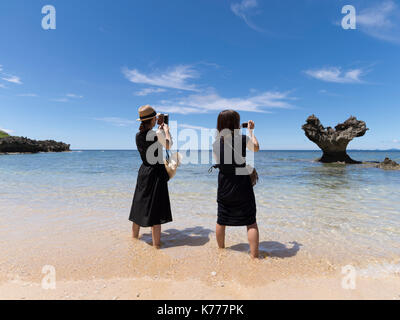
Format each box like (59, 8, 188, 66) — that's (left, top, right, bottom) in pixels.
(135, 88, 167, 96)
(66, 93, 84, 99)
(393, 139, 400, 144)
(94, 117, 137, 127)
(155, 90, 294, 114)
(2, 75, 22, 85)
(17, 93, 38, 97)
(51, 98, 69, 103)
(0, 83, 6, 89)
(305, 67, 365, 84)
(357, 1, 400, 44)
(123, 65, 199, 91)
(179, 124, 213, 131)
(51, 94, 83, 102)
(0, 127, 13, 134)
(231, 0, 264, 32)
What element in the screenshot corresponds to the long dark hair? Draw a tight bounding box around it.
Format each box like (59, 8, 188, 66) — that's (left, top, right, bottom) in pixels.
(139, 118, 153, 133)
(217, 110, 240, 133)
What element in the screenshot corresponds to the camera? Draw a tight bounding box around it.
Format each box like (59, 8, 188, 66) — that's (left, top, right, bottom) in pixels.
(241, 122, 248, 128)
(158, 114, 169, 125)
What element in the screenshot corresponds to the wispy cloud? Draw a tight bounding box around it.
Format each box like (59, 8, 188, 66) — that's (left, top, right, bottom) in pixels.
(123, 65, 199, 91)
(17, 93, 38, 97)
(155, 90, 295, 114)
(94, 117, 137, 127)
(231, 0, 264, 32)
(134, 87, 167, 96)
(179, 124, 213, 131)
(1, 75, 22, 85)
(318, 89, 341, 97)
(305, 67, 365, 84)
(51, 98, 69, 103)
(0, 127, 13, 134)
(357, 0, 400, 44)
(0, 83, 6, 89)
(51, 93, 84, 102)
(66, 93, 84, 99)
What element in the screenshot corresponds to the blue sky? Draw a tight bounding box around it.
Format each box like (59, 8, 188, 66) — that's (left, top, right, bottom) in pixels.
(0, 0, 399, 150)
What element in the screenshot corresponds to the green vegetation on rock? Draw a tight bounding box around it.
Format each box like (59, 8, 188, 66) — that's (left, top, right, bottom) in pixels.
(0, 130, 10, 138)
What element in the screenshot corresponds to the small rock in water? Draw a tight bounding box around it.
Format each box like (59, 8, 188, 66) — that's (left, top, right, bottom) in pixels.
(376, 158, 400, 170)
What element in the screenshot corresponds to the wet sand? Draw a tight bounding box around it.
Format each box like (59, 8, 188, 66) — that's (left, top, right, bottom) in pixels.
(1, 221, 400, 300)
(2, 276, 400, 300)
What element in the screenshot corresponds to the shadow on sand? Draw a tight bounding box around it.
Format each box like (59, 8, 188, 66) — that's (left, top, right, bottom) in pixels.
(228, 241, 302, 259)
(141, 226, 213, 249)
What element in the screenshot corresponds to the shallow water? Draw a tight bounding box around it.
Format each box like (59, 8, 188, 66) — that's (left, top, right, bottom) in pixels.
(1, 150, 400, 277)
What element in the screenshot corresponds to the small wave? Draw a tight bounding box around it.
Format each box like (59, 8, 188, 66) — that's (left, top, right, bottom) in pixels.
(358, 261, 400, 278)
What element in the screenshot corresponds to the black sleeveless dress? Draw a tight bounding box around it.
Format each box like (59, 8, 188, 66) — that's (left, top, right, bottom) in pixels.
(213, 134, 256, 226)
(129, 129, 172, 227)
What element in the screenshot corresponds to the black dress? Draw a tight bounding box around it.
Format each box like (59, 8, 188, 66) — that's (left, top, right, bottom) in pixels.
(129, 129, 172, 227)
(213, 134, 256, 226)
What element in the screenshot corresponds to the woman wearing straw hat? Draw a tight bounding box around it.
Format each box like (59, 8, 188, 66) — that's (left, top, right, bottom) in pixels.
(129, 105, 173, 249)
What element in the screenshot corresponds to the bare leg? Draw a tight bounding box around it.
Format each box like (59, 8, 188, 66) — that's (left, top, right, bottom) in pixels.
(132, 223, 140, 239)
(216, 224, 226, 249)
(152, 225, 161, 249)
(247, 223, 259, 258)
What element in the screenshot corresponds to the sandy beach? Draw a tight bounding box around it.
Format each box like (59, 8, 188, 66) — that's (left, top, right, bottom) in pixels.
(1, 220, 400, 300)
(2, 275, 400, 300)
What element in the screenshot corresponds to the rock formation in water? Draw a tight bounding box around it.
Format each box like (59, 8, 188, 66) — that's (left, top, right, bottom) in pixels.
(302, 115, 368, 164)
(0, 136, 70, 153)
(376, 157, 400, 170)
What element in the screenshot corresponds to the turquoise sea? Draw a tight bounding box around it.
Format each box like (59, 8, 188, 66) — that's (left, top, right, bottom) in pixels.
(1, 150, 400, 274)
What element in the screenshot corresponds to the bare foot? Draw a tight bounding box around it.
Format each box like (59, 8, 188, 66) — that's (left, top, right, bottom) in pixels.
(153, 241, 162, 249)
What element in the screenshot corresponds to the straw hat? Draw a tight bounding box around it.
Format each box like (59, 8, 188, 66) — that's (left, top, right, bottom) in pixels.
(164, 152, 183, 179)
(137, 105, 160, 122)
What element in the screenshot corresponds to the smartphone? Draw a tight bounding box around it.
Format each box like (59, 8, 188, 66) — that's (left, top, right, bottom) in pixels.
(158, 114, 169, 125)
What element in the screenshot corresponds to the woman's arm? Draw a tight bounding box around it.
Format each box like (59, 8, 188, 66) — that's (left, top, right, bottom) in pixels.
(246, 120, 260, 152)
(157, 124, 172, 150)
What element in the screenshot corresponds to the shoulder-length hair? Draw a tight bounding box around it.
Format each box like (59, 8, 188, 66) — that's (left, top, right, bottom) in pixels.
(139, 118, 153, 133)
(217, 110, 240, 133)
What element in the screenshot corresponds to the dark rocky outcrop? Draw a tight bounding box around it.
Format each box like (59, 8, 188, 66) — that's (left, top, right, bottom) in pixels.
(0, 136, 70, 154)
(302, 115, 369, 164)
(376, 157, 400, 170)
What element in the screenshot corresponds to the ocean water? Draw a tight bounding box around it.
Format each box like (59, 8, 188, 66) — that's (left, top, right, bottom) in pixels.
(1, 150, 400, 270)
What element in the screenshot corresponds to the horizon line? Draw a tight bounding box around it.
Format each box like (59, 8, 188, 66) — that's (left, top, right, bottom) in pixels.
(70, 149, 400, 152)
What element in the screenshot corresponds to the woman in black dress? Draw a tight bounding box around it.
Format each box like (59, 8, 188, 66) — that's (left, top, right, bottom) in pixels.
(212, 110, 260, 258)
(129, 105, 172, 249)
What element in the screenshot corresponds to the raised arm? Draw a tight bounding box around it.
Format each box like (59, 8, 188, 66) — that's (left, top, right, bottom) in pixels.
(246, 120, 260, 152)
(157, 123, 173, 150)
